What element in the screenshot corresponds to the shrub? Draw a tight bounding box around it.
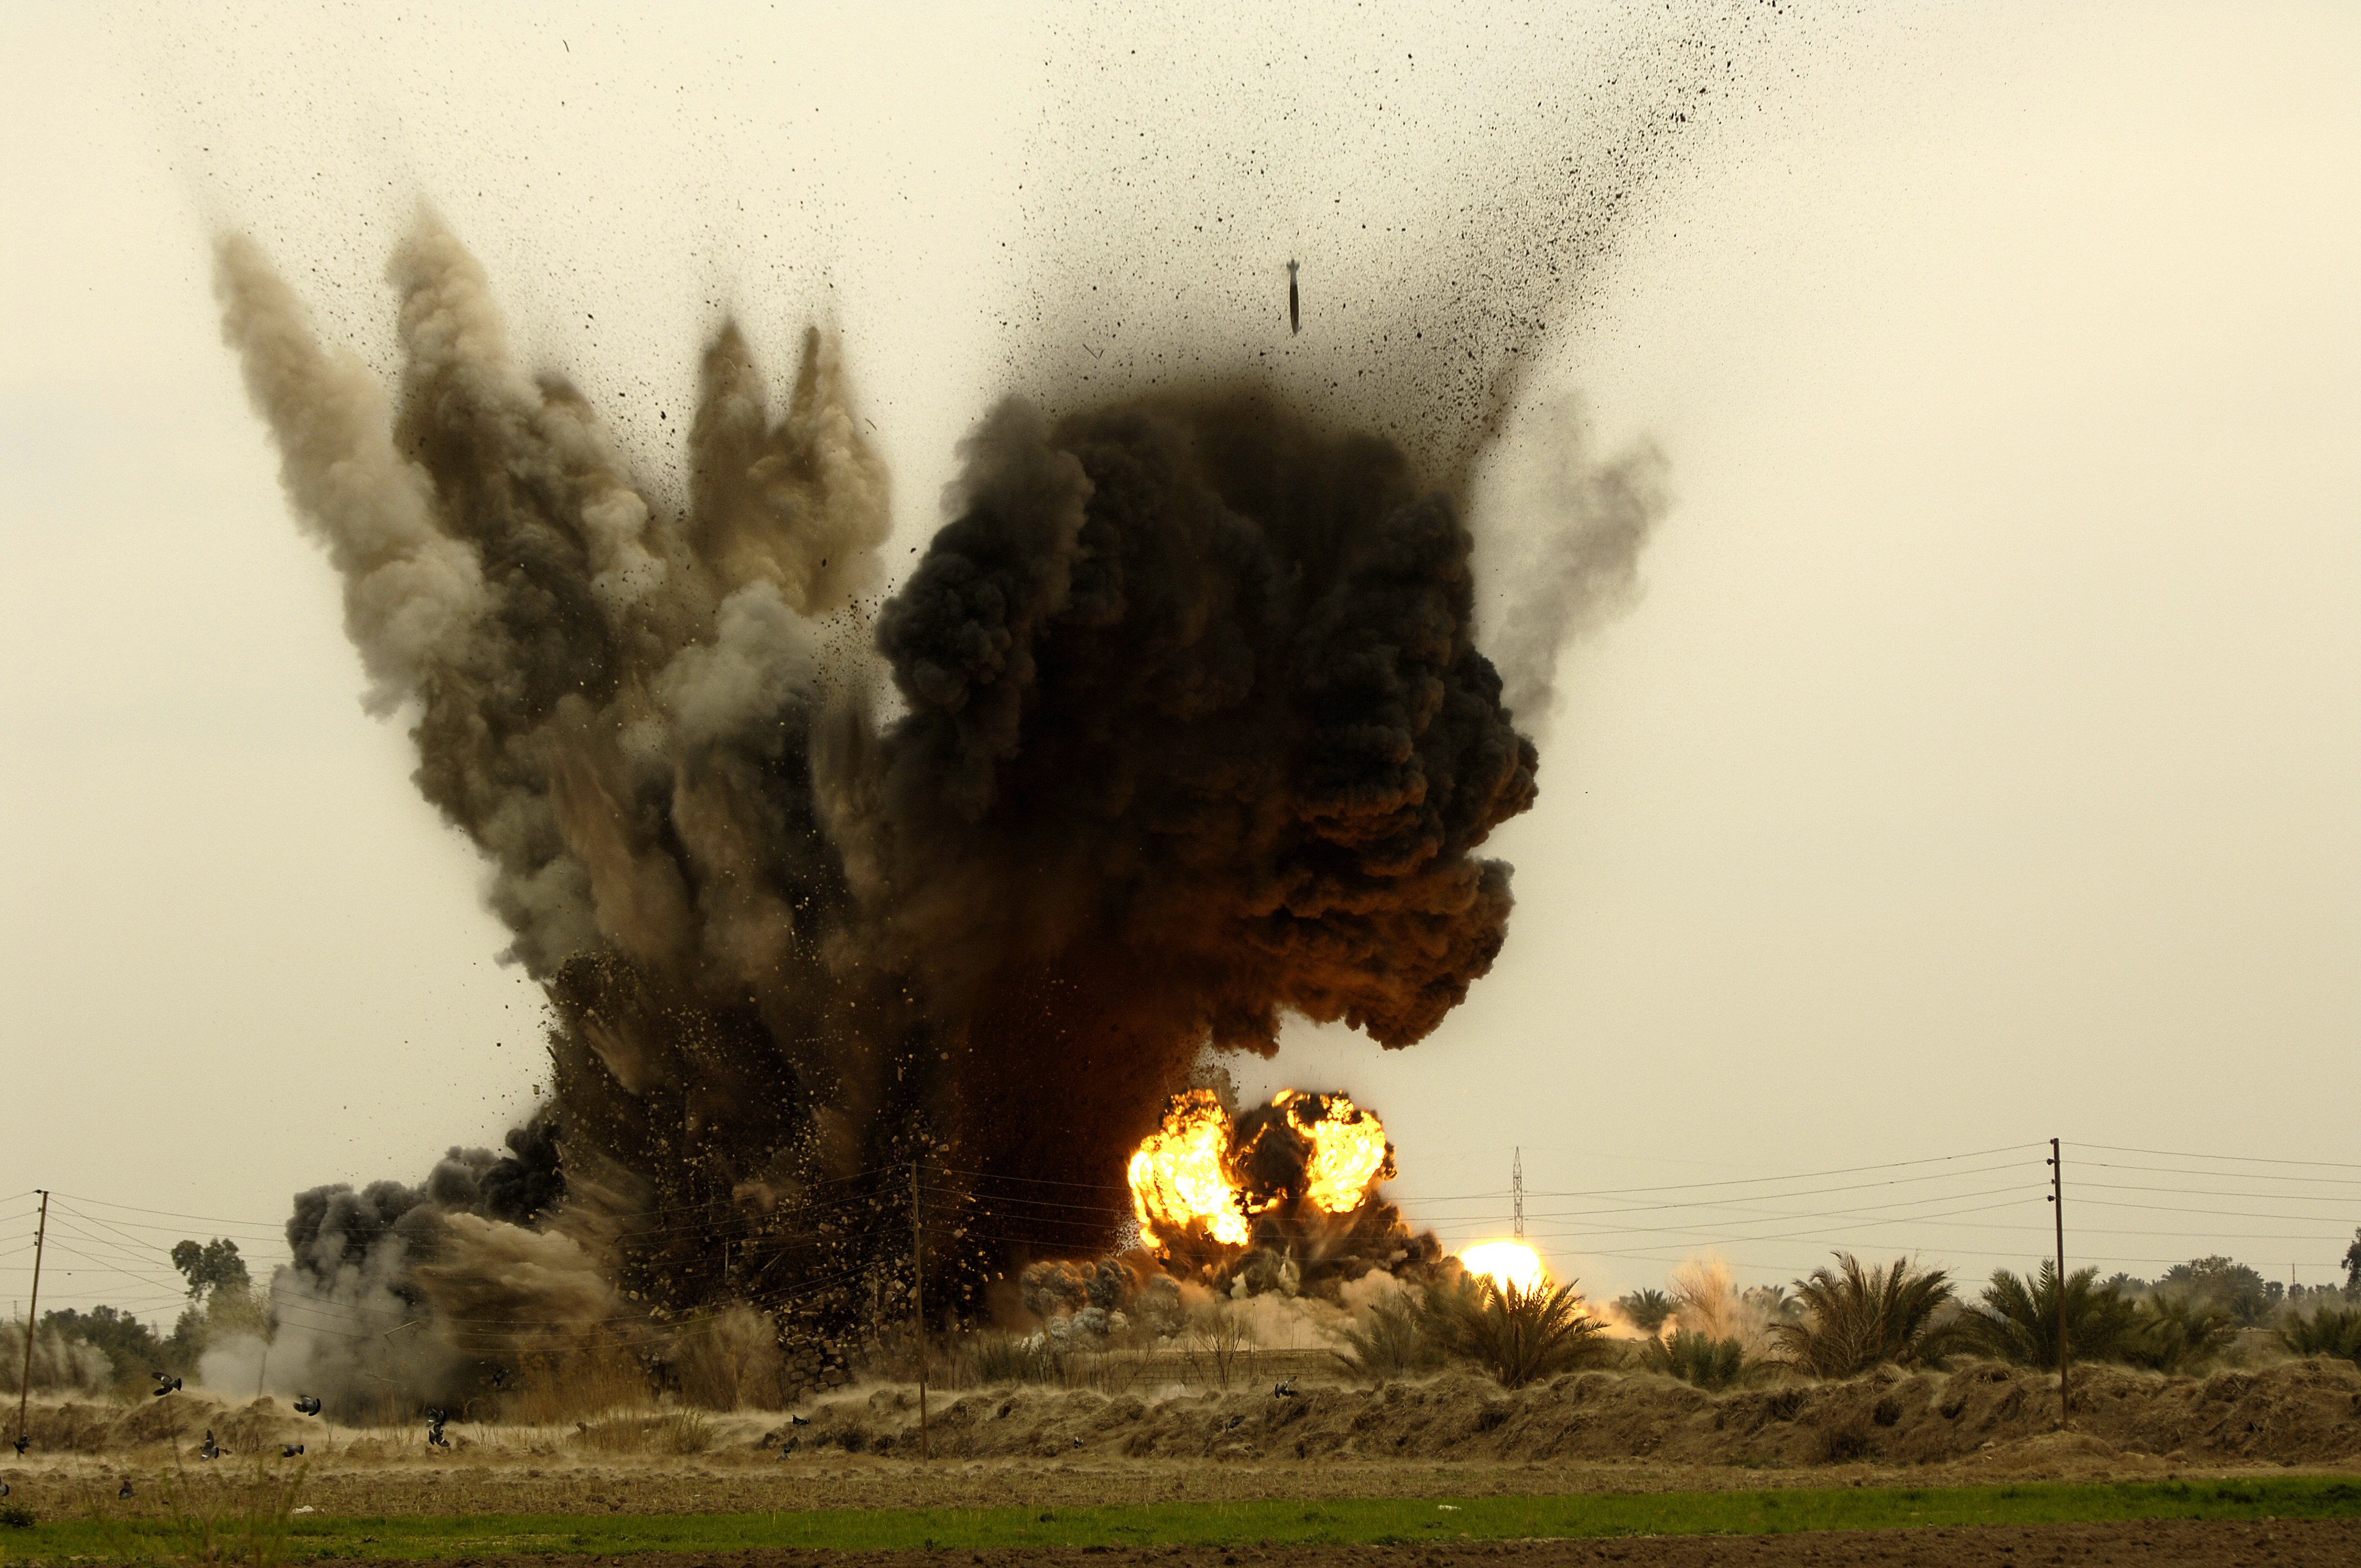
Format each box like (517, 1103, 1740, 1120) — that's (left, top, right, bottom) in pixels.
(572, 1411, 712, 1455)
(2280, 1302, 2361, 1365)
(1768, 1254, 1956, 1378)
(972, 1332, 1065, 1386)
(1419, 1273, 1611, 1390)
(1954, 1261, 2138, 1368)
(1642, 1329, 1747, 1391)
(1334, 1297, 1444, 1384)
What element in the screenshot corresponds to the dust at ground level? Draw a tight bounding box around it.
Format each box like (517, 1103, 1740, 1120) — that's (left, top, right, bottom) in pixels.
(266, 1520, 2361, 1566)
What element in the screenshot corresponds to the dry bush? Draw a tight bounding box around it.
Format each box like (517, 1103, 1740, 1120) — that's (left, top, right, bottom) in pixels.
(1769, 1254, 1956, 1378)
(500, 1337, 659, 1426)
(1181, 1305, 1259, 1391)
(572, 1409, 712, 1455)
(1333, 1297, 1443, 1385)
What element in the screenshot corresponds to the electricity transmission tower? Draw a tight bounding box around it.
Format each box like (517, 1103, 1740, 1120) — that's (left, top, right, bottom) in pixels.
(1512, 1148, 1524, 1242)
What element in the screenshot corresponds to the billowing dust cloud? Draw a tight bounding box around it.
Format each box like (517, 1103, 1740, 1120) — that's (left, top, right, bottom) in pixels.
(214, 215, 1657, 1409)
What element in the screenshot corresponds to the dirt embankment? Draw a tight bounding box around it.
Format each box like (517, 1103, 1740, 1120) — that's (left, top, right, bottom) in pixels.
(801, 1358, 2361, 1469)
(12, 1357, 2360, 1477)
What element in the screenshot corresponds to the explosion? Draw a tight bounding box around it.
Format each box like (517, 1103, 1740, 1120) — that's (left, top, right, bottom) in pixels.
(1459, 1241, 1547, 1293)
(1127, 1090, 1395, 1251)
(208, 210, 1657, 1411)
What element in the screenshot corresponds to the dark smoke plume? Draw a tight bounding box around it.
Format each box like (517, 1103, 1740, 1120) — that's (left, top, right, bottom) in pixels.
(215, 214, 1628, 1406)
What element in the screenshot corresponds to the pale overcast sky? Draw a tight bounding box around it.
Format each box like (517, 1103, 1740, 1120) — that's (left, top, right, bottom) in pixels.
(3, 1, 2355, 1326)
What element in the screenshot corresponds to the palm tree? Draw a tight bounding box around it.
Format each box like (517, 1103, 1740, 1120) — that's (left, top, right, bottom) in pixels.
(1614, 1288, 1673, 1335)
(1768, 1253, 1956, 1378)
(1420, 1273, 1611, 1390)
(1955, 1261, 2138, 1368)
(1642, 1329, 1748, 1390)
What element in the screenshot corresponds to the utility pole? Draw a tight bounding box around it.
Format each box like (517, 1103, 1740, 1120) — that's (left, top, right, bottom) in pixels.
(15, 1190, 48, 1447)
(1512, 1148, 1524, 1243)
(2047, 1139, 2069, 1427)
(910, 1159, 929, 1460)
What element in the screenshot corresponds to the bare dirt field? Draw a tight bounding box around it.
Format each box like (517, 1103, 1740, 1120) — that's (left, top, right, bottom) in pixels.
(273, 1521, 2361, 1567)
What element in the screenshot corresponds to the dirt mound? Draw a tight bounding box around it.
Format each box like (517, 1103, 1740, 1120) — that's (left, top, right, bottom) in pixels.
(17, 1394, 318, 1457)
(788, 1358, 2361, 1468)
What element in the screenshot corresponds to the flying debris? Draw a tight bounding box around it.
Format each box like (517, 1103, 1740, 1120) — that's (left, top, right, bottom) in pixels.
(281, 1444, 306, 1458)
(1287, 258, 1301, 334)
(150, 1374, 181, 1398)
(293, 1396, 323, 1417)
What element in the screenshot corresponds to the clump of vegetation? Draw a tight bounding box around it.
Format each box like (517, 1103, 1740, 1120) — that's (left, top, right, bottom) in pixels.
(2280, 1302, 2361, 1365)
(1641, 1329, 1748, 1391)
(573, 1410, 712, 1455)
(2121, 1293, 2237, 1373)
(1419, 1273, 1611, 1390)
(1614, 1288, 1673, 1335)
(1, 1502, 36, 1529)
(1768, 1254, 1957, 1378)
(972, 1332, 1067, 1385)
(1333, 1295, 1444, 1384)
(2157, 1256, 2280, 1328)
(1954, 1261, 2139, 1368)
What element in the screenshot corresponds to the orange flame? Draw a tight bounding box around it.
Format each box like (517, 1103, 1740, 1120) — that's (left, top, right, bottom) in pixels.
(1127, 1089, 1250, 1248)
(1277, 1091, 1394, 1212)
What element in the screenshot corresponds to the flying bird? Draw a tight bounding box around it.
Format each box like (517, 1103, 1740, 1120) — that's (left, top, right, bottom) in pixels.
(1272, 1378, 1298, 1398)
(281, 1444, 306, 1458)
(788, 1413, 809, 1427)
(1071, 1436, 1084, 1450)
(1222, 1414, 1244, 1431)
(293, 1396, 323, 1417)
(1287, 260, 1300, 335)
(150, 1374, 181, 1398)
(780, 1436, 799, 1456)
(9, 1434, 25, 1455)
(488, 1366, 512, 1390)
(1, 1482, 10, 1497)
(199, 1430, 221, 1461)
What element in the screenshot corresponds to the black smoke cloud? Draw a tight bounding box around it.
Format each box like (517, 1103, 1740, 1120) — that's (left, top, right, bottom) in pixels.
(215, 214, 1649, 1400)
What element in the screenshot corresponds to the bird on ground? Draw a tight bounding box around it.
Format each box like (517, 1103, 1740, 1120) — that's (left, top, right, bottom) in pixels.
(118, 1481, 134, 1500)
(281, 1444, 305, 1458)
(293, 1396, 322, 1417)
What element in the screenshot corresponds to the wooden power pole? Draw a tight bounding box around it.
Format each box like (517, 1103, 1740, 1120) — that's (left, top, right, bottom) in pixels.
(2047, 1139, 2069, 1426)
(911, 1159, 929, 1460)
(14, 1190, 48, 1447)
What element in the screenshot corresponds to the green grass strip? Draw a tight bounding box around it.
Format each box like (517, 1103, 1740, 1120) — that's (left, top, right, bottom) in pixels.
(11, 1477, 2360, 1560)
